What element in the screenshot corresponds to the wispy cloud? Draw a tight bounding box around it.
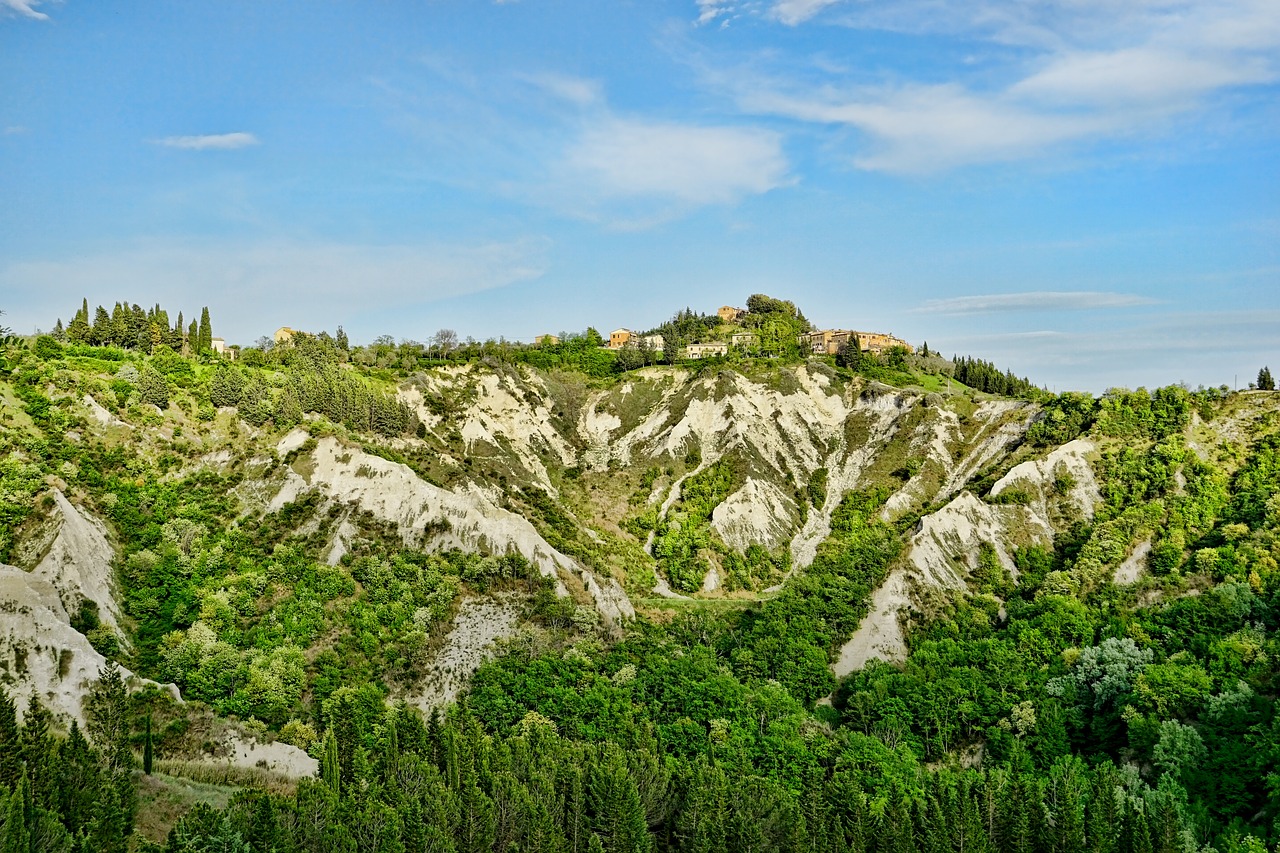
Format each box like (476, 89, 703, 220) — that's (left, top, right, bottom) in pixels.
(3, 125, 30, 135)
(704, 0, 1280, 172)
(379, 62, 791, 226)
(154, 132, 261, 151)
(769, 0, 840, 26)
(518, 72, 603, 107)
(565, 118, 789, 206)
(916, 291, 1159, 314)
(1, 0, 49, 21)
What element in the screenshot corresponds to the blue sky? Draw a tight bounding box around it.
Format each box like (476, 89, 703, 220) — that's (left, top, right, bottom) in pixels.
(1, 0, 1277, 391)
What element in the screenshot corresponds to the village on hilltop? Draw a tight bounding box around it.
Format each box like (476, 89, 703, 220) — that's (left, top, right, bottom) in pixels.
(583, 304, 913, 361)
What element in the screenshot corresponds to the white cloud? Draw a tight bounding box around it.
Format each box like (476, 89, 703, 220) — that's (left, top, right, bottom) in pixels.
(565, 118, 790, 206)
(770, 0, 841, 26)
(1011, 46, 1273, 107)
(154, 132, 261, 151)
(716, 0, 1280, 171)
(3, 125, 30, 135)
(1, 0, 49, 20)
(519, 72, 603, 107)
(0, 238, 547, 342)
(916, 291, 1159, 314)
(747, 84, 1115, 172)
(696, 1, 734, 25)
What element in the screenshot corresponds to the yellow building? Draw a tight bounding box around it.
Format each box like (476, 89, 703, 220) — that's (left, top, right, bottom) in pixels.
(534, 334, 560, 345)
(717, 305, 745, 323)
(274, 326, 298, 345)
(609, 328, 633, 349)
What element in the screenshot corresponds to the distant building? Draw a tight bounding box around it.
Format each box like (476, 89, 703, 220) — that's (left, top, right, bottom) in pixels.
(684, 343, 729, 359)
(534, 334, 560, 345)
(718, 305, 746, 323)
(853, 331, 914, 355)
(210, 337, 236, 359)
(730, 332, 758, 347)
(801, 329, 914, 356)
(274, 326, 298, 345)
(800, 329, 847, 355)
(639, 334, 664, 351)
(609, 328, 633, 349)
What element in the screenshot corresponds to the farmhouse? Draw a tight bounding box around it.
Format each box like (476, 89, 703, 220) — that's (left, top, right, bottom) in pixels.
(685, 343, 729, 359)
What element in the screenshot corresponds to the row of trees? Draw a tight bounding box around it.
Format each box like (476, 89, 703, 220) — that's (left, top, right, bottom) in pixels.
(55, 300, 215, 356)
(156, 700, 1229, 853)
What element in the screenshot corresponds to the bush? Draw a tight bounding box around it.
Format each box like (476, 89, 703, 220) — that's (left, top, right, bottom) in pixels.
(136, 366, 170, 409)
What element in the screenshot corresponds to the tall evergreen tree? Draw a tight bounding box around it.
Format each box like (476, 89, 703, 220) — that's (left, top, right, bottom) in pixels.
(0, 769, 30, 853)
(67, 298, 91, 343)
(85, 661, 132, 772)
(199, 307, 213, 354)
(142, 715, 153, 775)
(0, 692, 19, 789)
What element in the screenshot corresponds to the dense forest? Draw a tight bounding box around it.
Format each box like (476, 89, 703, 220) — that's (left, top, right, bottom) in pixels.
(0, 299, 1277, 853)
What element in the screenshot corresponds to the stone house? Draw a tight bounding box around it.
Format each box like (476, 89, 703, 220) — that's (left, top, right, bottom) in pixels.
(274, 326, 298, 345)
(730, 332, 758, 347)
(802, 329, 914, 356)
(718, 305, 746, 323)
(609, 328, 633, 349)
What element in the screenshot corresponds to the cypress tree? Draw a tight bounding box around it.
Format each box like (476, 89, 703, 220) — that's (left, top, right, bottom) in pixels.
(67, 298, 91, 343)
(143, 714, 153, 775)
(321, 729, 340, 796)
(199, 307, 213, 354)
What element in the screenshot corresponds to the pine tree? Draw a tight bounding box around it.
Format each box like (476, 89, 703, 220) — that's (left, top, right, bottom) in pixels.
(186, 320, 197, 356)
(1258, 366, 1275, 391)
(56, 721, 100, 837)
(52, 318, 66, 342)
(137, 366, 170, 409)
(86, 660, 133, 772)
(0, 692, 19, 788)
(90, 305, 112, 346)
(336, 326, 349, 351)
(21, 696, 54, 808)
(0, 769, 30, 853)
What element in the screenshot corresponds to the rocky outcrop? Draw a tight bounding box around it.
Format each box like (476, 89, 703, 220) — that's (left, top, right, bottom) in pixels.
(33, 491, 124, 635)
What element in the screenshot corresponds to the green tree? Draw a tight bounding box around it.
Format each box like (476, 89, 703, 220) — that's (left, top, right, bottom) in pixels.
(143, 714, 154, 775)
(198, 307, 213, 354)
(85, 661, 133, 772)
(1257, 366, 1274, 391)
(137, 366, 170, 409)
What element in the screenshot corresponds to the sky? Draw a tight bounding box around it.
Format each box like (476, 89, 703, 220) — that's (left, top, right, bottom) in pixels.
(1, 0, 1278, 392)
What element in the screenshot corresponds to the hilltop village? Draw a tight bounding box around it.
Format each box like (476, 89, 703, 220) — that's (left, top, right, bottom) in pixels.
(50, 294, 914, 368)
(594, 304, 913, 361)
